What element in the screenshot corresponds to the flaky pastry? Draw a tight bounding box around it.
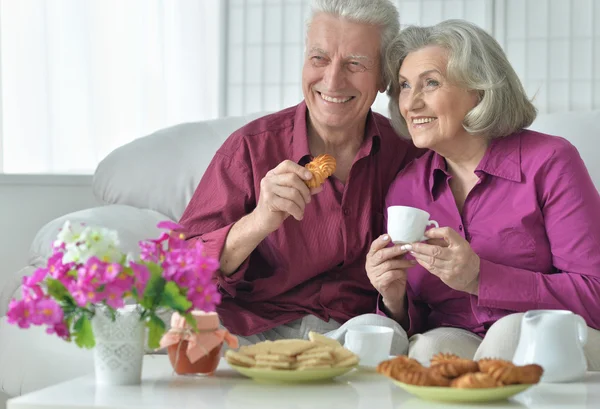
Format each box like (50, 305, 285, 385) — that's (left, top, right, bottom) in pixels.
(430, 359, 480, 378)
(304, 154, 336, 188)
(450, 372, 503, 389)
(430, 352, 460, 366)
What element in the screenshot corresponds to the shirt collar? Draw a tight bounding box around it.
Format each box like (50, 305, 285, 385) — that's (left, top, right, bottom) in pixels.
(428, 132, 522, 200)
(477, 132, 522, 182)
(292, 100, 381, 164)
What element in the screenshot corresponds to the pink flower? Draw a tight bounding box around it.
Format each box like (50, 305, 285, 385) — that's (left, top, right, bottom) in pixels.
(7, 299, 34, 328)
(47, 252, 70, 280)
(23, 267, 48, 288)
(139, 240, 163, 263)
(32, 298, 63, 326)
(68, 280, 100, 308)
(100, 284, 126, 309)
(46, 322, 70, 340)
(157, 221, 182, 231)
(130, 263, 150, 295)
(188, 285, 221, 312)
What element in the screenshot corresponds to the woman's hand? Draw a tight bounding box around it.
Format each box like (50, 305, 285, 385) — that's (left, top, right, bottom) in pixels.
(366, 235, 416, 314)
(402, 227, 480, 294)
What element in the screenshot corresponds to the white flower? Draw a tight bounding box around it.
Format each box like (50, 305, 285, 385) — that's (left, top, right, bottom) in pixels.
(53, 220, 86, 249)
(60, 224, 123, 264)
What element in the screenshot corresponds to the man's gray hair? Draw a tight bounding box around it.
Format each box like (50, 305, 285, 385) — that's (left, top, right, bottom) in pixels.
(386, 19, 537, 139)
(307, 0, 400, 87)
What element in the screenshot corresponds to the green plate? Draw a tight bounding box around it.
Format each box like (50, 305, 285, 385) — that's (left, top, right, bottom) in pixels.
(228, 363, 357, 383)
(392, 380, 534, 402)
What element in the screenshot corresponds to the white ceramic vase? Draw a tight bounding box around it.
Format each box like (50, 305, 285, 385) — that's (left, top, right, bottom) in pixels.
(92, 304, 145, 386)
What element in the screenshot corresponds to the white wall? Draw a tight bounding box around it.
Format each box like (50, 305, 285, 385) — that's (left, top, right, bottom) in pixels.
(0, 175, 99, 286)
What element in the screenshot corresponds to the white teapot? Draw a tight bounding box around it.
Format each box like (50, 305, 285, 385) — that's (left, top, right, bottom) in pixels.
(513, 310, 587, 383)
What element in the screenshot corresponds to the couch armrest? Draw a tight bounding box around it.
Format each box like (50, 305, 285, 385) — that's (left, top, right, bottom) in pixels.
(29, 204, 172, 266)
(1, 205, 171, 317)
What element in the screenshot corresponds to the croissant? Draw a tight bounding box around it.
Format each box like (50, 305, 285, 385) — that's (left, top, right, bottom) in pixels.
(430, 352, 460, 366)
(477, 358, 514, 373)
(377, 355, 422, 376)
(393, 368, 451, 387)
(484, 363, 543, 385)
(450, 372, 503, 389)
(430, 360, 480, 378)
(304, 154, 336, 188)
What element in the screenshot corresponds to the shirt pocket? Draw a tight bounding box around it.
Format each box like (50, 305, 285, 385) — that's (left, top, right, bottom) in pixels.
(498, 228, 537, 261)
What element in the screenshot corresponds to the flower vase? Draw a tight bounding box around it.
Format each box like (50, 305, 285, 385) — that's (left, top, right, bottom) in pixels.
(164, 311, 238, 375)
(92, 304, 145, 385)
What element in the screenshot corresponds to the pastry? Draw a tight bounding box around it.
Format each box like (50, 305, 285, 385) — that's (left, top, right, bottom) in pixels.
(430, 359, 480, 378)
(450, 372, 503, 388)
(484, 362, 543, 385)
(304, 154, 336, 188)
(377, 355, 422, 376)
(430, 352, 460, 366)
(477, 358, 514, 373)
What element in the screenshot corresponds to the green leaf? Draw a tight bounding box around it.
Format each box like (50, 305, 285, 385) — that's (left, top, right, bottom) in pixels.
(147, 314, 166, 349)
(73, 315, 95, 349)
(46, 278, 73, 303)
(182, 312, 197, 332)
(141, 263, 165, 309)
(162, 281, 192, 312)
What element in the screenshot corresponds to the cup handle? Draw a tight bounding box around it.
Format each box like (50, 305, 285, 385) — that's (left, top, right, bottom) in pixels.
(420, 220, 439, 241)
(576, 314, 588, 346)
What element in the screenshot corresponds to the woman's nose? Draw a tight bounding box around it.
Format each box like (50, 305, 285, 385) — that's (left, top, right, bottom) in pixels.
(404, 89, 424, 111)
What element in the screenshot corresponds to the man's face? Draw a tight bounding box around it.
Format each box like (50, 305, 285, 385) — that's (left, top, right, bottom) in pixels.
(302, 13, 385, 132)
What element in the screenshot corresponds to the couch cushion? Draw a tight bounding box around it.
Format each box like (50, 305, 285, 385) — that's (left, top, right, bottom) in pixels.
(529, 110, 600, 189)
(93, 113, 266, 222)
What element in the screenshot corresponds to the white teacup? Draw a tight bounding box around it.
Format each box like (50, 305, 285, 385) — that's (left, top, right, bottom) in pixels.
(344, 325, 393, 368)
(387, 206, 439, 244)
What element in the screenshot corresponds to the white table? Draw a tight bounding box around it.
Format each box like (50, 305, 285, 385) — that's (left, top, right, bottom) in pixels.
(7, 356, 600, 409)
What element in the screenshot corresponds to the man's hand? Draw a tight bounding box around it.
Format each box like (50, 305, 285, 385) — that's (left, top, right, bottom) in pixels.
(366, 234, 415, 317)
(403, 227, 480, 294)
(253, 160, 322, 234)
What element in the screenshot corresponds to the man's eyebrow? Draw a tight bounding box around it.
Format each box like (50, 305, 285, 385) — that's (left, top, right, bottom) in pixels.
(308, 47, 329, 55)
(307, 47, 372, 61)
(398, 69, 442, 80)
(347, 54, 370, 61)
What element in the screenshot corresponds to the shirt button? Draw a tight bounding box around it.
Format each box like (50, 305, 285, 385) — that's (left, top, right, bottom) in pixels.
(343, 208, 350, 216)
(458, 225, 463, 231)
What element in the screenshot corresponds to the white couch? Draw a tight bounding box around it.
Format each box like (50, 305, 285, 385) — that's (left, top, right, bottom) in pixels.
(1, 109, 599, 405)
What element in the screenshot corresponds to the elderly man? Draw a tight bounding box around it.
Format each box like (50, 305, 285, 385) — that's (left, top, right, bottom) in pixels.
(179, 0, 419, 348)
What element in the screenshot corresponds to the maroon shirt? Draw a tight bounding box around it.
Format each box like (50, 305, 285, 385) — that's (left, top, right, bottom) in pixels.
(179, 101, 418, 336)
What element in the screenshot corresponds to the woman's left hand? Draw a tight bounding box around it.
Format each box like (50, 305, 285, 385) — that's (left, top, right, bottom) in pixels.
(402, 227, 480, 294)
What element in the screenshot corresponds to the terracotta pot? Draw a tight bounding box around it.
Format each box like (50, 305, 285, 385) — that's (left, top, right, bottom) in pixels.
(167, 340, 222, 375)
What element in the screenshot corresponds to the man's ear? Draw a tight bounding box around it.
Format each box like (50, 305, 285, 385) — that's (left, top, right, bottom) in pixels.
(377, 74, 387, 93)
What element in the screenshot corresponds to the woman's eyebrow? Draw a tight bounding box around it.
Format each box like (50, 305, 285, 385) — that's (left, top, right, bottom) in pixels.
(399, 69, 442, 80)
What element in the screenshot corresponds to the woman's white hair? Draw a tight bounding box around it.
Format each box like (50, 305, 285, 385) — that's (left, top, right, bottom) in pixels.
(306, 0, 400, 87)
(386, 19, 537, 139)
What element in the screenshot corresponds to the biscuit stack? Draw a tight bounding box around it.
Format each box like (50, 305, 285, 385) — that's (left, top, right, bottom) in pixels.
(225, 331, 359, 371)
(377, 353, 543, 388)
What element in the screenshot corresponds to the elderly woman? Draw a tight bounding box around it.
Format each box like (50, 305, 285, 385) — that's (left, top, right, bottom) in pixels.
(366, 19, 600, 369)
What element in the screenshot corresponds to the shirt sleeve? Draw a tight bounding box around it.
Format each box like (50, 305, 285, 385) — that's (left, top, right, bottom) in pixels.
(178, 143, 256, 298)
(475, 140, 600, 328)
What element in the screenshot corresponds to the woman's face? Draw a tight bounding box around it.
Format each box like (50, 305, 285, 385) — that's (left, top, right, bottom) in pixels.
(397, 45, 480, 150)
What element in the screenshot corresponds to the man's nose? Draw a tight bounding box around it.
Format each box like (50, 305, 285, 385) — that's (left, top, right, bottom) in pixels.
(323, 63, 345, 91)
